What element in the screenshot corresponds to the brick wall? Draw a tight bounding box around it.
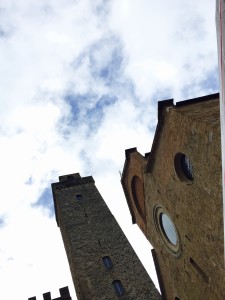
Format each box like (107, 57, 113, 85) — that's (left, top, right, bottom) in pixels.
(122, 94, 224, 300)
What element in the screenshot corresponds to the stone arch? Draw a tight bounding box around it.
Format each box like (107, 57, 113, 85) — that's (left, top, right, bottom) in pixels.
(131, 176, 145, 220)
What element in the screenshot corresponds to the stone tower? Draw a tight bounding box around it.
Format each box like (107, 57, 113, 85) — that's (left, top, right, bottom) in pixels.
(51, 173, 161, 300)
(121, 93, 224, 300)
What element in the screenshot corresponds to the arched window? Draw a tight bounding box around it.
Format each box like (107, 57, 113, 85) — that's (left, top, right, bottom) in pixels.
(112, 280, 125, 297)
(131, 176, 145, 219)
(102, 256, 113, 269)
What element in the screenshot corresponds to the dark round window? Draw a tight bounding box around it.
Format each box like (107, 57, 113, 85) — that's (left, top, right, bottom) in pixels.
(76, 194, 82, 201)
(160, 213, 178, 245)
(174, 153, 193, 181)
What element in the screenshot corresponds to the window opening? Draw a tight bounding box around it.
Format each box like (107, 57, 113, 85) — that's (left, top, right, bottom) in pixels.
(76, 194, 82, 201)
(181, 155, 193, 180)
(174, 153, 194, 181)
(131, 176, 145, 220)
(160, 213, 178, 245)
(112, 280, 125, 297)
(153, 205, 181, 256)
(102, 256, 113, 269)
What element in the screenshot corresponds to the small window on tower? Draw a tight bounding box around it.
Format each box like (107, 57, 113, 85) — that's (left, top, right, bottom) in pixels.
(112, 280, 125, 297)
(76, 194, 82, 201)
(102, 256, 113, 269)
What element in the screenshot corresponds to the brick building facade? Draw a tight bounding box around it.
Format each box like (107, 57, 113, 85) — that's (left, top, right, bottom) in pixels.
(121, 93, 223, 299)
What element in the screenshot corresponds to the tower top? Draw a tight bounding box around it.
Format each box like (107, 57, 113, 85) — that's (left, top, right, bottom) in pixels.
(28, 287, 72, 300)
(51, 174, 95, 226)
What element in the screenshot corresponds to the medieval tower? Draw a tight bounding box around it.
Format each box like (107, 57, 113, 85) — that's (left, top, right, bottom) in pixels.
(51, 173, 161, 299)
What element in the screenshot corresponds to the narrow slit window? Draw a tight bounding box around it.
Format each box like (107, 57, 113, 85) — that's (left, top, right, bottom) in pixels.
(185, 235, 191, 242)
(190, 257, 209, 283)
(112, 280, 125, 297)
(102, 256, 113, 269)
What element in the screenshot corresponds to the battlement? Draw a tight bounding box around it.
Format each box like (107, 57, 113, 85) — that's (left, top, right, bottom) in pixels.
(28, 286, 72, 300)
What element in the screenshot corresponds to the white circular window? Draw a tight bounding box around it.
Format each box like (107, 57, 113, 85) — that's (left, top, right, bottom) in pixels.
(153, 205, 181, 256)
(160, 213, 177, 245)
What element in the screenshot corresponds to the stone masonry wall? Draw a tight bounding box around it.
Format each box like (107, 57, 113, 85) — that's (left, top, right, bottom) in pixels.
(52, 175, 161, 300)
(144, 97, 223, 299)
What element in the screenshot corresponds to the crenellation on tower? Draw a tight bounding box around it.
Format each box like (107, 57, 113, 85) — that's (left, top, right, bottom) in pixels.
(28, 286, 72, 300)
(43, 292, 51, 300)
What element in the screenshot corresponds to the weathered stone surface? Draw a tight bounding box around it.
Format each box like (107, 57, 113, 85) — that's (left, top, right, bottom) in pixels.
(52, 174, 161, 300)
(122, 93, 224, 300)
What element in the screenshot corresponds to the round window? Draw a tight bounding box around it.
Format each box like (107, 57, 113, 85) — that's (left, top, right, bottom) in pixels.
(174, 153, 193, 182)
(160, 214, 177, 245)
(153, 205, 181, 256)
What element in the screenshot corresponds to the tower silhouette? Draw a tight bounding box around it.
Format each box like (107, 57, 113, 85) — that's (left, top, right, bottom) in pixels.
(51, 173, 161, 300)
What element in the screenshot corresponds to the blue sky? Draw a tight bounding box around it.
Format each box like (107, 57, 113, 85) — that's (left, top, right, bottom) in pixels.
(0, 0, 219, 299)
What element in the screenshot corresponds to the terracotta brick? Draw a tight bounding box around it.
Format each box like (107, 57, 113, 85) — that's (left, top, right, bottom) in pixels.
(122, 93, 224, 300)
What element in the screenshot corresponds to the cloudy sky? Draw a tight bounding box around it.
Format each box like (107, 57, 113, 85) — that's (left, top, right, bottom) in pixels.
(0, 0, 219, 299)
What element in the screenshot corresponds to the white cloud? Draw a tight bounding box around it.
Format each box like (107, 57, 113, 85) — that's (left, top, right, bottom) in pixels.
(109, 0, 218, 100)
